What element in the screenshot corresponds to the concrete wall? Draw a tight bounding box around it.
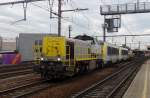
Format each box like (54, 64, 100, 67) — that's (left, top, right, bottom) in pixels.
(18, 33, 56, 61)
(0, 37, 16, 51)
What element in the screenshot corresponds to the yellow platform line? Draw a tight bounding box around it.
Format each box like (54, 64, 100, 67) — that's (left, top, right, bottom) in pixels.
(142, 61, 149, 98)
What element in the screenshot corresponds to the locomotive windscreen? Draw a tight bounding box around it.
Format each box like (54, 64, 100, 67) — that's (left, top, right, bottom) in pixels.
(42, 36, 66, 57)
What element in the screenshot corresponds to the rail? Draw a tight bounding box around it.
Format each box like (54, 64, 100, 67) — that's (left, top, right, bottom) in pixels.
(72, 58, 146, 98)
(0, 80, 55, 98)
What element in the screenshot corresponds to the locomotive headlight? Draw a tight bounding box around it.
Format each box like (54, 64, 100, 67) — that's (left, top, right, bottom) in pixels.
(57, 57, 61, 61)
(40, 58, 44, 61)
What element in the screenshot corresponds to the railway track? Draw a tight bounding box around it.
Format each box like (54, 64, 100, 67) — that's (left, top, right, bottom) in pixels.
(72, 58, 146, 98)
(0, 69, 34, 79)
(0, 63, 54, 98)
(0, 64, 33, 73)
(0, 58, 145, 98)
(0, 63, 34, 79)
(0, 79, 55, 98)
(0, 74, 41, 91)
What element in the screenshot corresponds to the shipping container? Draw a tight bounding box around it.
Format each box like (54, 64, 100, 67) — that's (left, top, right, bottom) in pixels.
(17, 33, 56, 61)
(0, 36, 2, 51)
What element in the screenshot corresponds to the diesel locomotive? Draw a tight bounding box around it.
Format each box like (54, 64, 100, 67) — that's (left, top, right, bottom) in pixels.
(33, 35, 130, 80)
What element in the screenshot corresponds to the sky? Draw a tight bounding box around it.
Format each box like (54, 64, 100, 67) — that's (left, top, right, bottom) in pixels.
(0, 0, 150, 49)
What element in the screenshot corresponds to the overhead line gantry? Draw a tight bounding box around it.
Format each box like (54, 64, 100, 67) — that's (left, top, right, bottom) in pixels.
(100, 2, 150, 42)
(100, 2, 150, 15)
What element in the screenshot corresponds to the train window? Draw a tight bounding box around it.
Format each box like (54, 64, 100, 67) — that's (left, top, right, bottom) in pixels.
(122, 50, 128, 55)
(100, 42, 104, 45)
(112, 48, 115, 55)
(35, 49, 38, 52)
(112, 47, 116, 55)
(40, 47, 42, 52)
(122, 50, 124, 55)
(35, 40, 38, 45)
(114, 48, 119, 55)
(39, 40, 42, 45)
(107, 47, 112, 56)
(111, 47, 114, 55)
(88, 48, 91, 54)
(35, 40, 42, 45)
(108, 47, 119, 56)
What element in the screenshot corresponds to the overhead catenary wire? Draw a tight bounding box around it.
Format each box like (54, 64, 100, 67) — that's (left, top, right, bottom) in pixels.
(70, 0, 91, 24)
(121, 19, 135, 43)
(48, 0, 54, 19)
(69, 0, 91, 30)
(10, 1, 28, 24)
(47, 0, 55, 33)
(0, 0, 88, 34)
(30, 2, 93, 32)
(95, 33, 150, 37)
(70, 0, 103, 35)
(0, 0, 46, 6)
(0, 0, 98, 35)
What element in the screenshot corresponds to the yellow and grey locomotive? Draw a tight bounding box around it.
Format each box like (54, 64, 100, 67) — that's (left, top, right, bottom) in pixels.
(33, 35, 103, 80)
(33, 35, 131, 80)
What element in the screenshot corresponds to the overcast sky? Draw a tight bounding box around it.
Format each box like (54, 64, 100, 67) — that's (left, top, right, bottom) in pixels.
(0, 0, 150, 49)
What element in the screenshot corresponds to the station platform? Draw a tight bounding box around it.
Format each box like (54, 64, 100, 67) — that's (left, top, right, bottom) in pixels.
(123, 59, 150, 98)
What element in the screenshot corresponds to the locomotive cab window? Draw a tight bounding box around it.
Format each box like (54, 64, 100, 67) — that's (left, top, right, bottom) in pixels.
(122, 50, 128, 55)
(35, 40, 38, 45)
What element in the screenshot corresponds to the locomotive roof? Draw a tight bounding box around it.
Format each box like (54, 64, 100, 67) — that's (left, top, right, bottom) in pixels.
(101, 41, 128, 50)
(74, 35, 94, 41)
(67, 37, 91, 44)
(65, 36, 129, 50)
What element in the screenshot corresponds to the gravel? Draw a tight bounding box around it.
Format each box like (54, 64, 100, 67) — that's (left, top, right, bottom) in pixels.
(29, 67, 116, 98)
(0, 73, 40, 91)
